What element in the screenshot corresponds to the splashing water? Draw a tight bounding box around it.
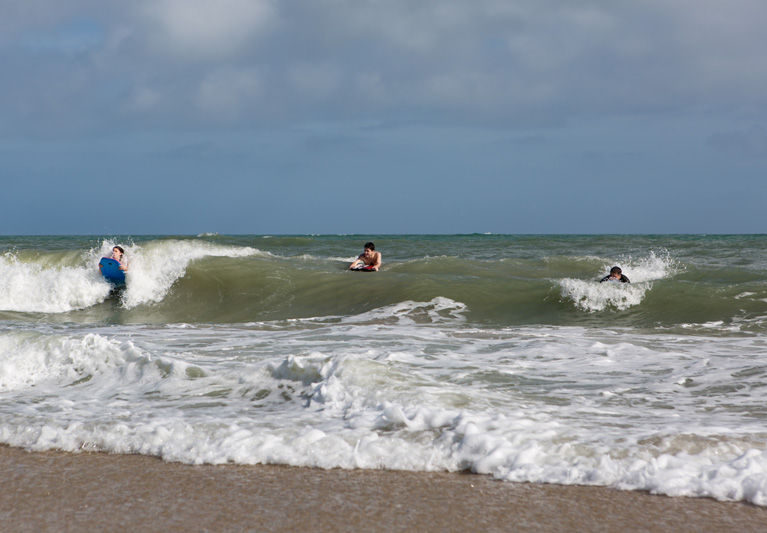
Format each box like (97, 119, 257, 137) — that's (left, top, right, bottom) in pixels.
(559, 251, 679, 312)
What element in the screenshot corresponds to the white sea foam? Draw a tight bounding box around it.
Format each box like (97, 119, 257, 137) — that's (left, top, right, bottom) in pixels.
(108, 239, 264, 308)
(288, 253, 353, 263)
(679, 321, 742, 332)
(0, 253, 111, 313)
(559, 278, 647, 311)
(0, 331, 152, 392)
(5, 233, 767, 510)
(340, 297, 468, 325)
(2, 295, 767, 506)
(736, 292, 756, 300)
(0, 240, 262, 313)
(559, 250, 677, 311)
(619, 250, 681, 283)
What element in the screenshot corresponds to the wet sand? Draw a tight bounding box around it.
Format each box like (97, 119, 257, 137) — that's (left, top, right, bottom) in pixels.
(1, 446, 766, 532)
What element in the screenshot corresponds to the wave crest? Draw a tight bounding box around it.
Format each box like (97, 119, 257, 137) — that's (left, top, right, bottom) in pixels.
(117, 239, 262, 308)
(0, 239, 263, 313)
(559, 251, 677, 312)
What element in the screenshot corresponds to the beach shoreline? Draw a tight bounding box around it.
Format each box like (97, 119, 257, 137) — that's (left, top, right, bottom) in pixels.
(2, 446, 766, 532)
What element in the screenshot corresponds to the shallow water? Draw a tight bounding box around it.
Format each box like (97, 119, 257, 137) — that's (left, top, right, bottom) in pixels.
(1, 234, 766, 504)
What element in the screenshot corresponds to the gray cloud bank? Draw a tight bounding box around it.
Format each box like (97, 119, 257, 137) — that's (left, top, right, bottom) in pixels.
(3, 0, 767, 136)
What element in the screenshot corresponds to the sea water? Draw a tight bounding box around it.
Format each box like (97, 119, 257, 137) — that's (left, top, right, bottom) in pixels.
(1, 234, 767, 504)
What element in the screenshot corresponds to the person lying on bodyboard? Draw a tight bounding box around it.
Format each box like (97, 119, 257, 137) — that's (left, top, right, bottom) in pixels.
(600, 266, 629, 283)
(349, 242, 382, 271)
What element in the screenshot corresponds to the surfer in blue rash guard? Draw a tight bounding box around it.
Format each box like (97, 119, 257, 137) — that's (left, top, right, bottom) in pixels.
(111, 246, 129, 271)
(349, 242, 382, 271)
(600, 266, 629, 283)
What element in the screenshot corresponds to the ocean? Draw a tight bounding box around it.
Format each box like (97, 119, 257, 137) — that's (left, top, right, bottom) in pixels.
(1, 234, 766, 505)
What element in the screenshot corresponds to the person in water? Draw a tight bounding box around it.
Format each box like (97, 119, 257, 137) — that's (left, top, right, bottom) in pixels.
(111, 246, 129, 271)
(349, 242, 382, 271)
(600, 266, 629, 283)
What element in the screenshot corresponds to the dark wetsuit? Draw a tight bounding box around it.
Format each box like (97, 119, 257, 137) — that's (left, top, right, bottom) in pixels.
(600, 274, 630, 283)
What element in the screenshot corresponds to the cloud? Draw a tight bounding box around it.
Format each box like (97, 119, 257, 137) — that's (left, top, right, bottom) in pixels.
(141, 0, 275, 59)
(287, 63, 341, 100)
(2, 0, 767, 135)
(127, 86, 162, 112)
(196, 67, 262, 119)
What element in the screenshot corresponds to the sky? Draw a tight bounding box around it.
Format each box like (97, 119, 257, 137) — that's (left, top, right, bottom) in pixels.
(1, 0, 766, 235)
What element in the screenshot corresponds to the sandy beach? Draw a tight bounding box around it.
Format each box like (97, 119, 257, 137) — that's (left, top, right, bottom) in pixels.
(1, 446, 765, 532)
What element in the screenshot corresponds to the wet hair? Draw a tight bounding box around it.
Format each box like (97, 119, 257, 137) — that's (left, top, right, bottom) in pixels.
(113, 246, 125, 255)
(610, 266, 622, 275)
(364, 242, 375, 251)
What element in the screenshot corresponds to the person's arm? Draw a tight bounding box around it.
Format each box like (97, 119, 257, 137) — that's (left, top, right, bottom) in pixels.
(370, 252, 382, 271)
(621, 275, 629, 283)
(349, 255, 363, 269)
